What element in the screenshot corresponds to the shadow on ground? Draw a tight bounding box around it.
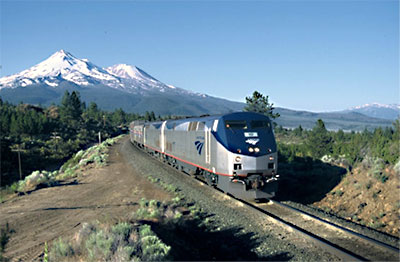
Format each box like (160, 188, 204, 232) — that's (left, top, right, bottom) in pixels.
(147, 215, 293, 261)
(17, 180, 81, 196)
(275, 156, 347, 204)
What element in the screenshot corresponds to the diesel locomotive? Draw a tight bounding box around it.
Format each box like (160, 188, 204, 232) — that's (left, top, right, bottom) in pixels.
(129, 112, 279, 200)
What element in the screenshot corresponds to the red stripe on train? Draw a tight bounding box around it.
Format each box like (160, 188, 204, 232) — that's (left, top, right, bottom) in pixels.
(143, 144, 235, 177)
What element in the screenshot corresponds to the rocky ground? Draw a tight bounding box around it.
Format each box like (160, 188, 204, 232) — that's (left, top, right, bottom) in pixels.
(313, 162, 400, 236)
(1, 136, 349, 261)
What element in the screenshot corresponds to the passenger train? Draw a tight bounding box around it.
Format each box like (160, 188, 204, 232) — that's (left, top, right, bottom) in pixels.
(129, 112, 279, 200)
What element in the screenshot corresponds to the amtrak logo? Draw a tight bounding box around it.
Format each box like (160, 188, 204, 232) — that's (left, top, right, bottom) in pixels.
(194, 140, 204, 155)
(245, 138, 260, 145)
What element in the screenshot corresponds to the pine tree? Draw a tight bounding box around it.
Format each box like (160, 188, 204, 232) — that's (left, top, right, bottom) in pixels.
(145, 111, 151, 121)
(307, 119, 332, 159)
(111, 108, 126, 125)
(150, 111, 156, 121)
(60, 91, 83, 123)
(293, 125, 303, 136)
(243, 91, 280, 119)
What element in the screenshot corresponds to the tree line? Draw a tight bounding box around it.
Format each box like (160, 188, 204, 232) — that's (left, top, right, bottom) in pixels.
(0, 91, 161, 186)
(244, 90, 399, 167)
(275, 119, 400, 166)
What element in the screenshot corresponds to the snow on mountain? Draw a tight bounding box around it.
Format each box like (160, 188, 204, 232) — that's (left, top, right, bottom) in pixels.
(106, 64, 158, 82)
(0, 50, 121, 88)
(350, 103, 400, 110)
(346, 103, 400, 120)
(0, 50, 204, 97)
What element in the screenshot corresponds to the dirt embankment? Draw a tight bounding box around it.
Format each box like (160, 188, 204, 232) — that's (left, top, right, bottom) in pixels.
(0, 137, 171, 261)
(314, 164, 400, 236)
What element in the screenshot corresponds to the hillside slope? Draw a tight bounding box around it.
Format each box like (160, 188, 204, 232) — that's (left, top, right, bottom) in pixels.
(313, 159, 400, 236)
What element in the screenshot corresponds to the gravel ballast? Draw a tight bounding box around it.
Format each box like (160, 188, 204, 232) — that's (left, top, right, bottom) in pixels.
(283, 200, 400, 249)
(121, 139, 344, 261)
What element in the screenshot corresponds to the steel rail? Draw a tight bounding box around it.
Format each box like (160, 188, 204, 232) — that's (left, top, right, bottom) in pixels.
(270, 200, 400, 255)
(235, 198, 366, 261)
(135, 142, 397, 261)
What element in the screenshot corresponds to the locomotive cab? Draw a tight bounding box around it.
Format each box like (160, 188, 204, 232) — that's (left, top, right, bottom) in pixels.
(213, 112, 279, 199)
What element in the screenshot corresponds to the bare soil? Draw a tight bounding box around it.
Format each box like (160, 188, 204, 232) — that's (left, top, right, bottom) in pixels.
(0, 137, 171, 261)
(313, 165, 400, 236)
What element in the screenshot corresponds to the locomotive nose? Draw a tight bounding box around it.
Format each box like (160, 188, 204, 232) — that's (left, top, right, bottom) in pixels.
(230, 152, 278, 177)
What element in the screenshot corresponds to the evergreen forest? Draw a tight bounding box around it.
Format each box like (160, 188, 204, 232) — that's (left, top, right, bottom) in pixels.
(275, 119, 399, 167)
(0, 91, 160, 187)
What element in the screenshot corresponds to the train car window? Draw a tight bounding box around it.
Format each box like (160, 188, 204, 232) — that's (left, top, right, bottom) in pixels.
(251, 120, 271, 129)
(212, 120, 219, 132)
(166, 122, 176, 130)
(152, 123, 162, 129)
(175, 122, 189, 131)
(188, 121, 198, 131)
(197, 122, 205, 131)
(225, 120, 247, 129)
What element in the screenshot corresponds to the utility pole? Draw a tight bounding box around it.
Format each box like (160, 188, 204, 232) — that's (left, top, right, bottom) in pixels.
(0, 137, 2, 188)
(50, 132, 61, 152)
(11, 144, 27, 181)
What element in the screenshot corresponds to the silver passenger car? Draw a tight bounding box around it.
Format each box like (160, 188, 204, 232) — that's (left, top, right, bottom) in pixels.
(130, 112, 279, 200)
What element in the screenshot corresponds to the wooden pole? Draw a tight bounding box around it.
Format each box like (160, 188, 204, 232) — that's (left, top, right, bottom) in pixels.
(17, 146, 22, 180)
(0, 137, 2, 188)
(11, 144, 26, 181)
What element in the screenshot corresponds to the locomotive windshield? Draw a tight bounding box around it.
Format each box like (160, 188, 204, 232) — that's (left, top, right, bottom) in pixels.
(250, 120, 271, 130)
(225, 120, 247, 129)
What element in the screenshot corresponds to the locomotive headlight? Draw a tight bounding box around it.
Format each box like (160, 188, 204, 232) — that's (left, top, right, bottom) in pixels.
(254, 147, 260, 153)
(269, 156, 274, 161)
(248, 147, 254, 153)
(235, 156, 241, 162)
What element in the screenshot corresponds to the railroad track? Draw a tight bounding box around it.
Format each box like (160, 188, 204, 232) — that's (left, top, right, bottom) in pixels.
(249, 200, 399, 261)
(190, 173, 399, 261)
(143, 145, 400, 261)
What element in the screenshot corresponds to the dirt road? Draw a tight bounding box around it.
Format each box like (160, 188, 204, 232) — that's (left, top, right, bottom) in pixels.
(0, 136, 170, 261)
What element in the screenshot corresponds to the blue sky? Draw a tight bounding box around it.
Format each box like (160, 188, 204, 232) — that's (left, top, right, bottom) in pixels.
(1, 0, 398, 112)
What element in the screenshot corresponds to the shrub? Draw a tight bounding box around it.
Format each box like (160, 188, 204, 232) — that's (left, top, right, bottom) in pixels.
(85, 230, 114, 260)
(43, 242, 48, 262)
(333, 189, 344, 197)
(0, 224, 11, 253)
(49, 237, 74, 261)
(111, 222, 131, 240)
(139, 225, 171, 261)
(368, 221, 386, 229)
(135, 198, 163, 220)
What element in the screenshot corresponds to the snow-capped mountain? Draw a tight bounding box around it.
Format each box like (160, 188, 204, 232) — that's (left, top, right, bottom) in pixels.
(0, 50, 394, 129)
(0, 50, 238, 115)
(345, 103, 400, 120)
(106, 64, 159, 82)
(104, 63, 198, 95)
(0, 50, 122, 88)
(0, 50, 201, 97)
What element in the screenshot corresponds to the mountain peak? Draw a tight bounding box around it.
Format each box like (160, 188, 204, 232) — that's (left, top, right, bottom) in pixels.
(0, 50, 202, 98)
(350, 103, 400, 110)
(106, 64, 159, 82)
(0, 50, 119, 88)
(346, 103, 400, 120)
(49, 49, 76, 60)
